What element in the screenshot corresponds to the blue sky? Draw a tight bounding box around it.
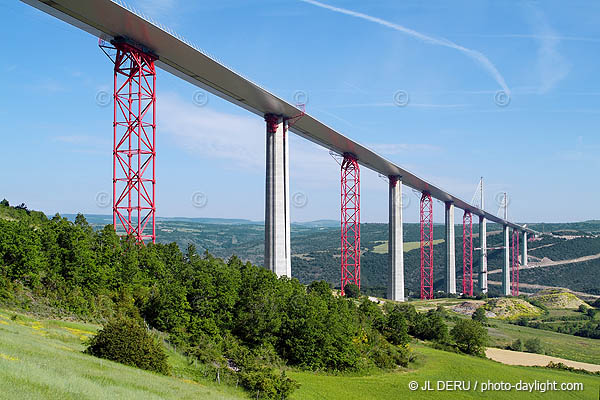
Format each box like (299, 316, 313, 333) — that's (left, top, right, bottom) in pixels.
(1, 0, 599, 223)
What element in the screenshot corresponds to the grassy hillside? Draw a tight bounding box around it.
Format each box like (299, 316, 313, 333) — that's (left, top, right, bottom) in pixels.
(2, 309, 598, 400)
(520, 261, 600, 295)
(290, 344, 599, 400)
(0, 309, 245, 400)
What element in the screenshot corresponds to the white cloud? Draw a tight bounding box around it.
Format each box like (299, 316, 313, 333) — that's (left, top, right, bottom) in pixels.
(159, 92, 265, 169)
(299, 0, 510, 94)
(158, 93, 444, 191)
(527, 6, 570, 93)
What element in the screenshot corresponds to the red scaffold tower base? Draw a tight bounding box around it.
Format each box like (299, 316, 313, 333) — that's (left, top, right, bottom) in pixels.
(100, 38, 157, 243)
(420, 192, 433, 299)
(462, 211, 473, 296)
(340, 153, 360, 296)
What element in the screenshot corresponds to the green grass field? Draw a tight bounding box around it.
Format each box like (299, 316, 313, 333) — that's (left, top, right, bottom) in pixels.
(1, 309, 599, 399)
(0, 309, 245, 400)
(488, 320, 600, 365)
(289, 344, 600, 399)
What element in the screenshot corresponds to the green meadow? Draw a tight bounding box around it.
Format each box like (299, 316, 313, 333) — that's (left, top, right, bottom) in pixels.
(0, 309, 245, 400)
(1, 309, 598, 400)
(290, 345, 599, 400)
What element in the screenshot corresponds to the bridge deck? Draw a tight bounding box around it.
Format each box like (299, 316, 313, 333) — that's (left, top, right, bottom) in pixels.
(22, 0, 536, 234)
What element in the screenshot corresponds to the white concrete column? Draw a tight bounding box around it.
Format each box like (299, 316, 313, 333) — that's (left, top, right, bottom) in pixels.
(502, 225, 510, 296)
(479, 216, 488, 293)
(445, 202, 456, 294)
(388, 176, 404, 301)
(264, 114, 291, 277)
(522, 232, 528, 267)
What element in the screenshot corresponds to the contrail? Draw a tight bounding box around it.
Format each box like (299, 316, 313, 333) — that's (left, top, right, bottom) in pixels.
(299, 0, 510, 95)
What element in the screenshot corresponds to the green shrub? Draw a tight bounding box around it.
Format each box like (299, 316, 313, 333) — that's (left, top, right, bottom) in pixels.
(412, 311, 448, 343)
(85, 316, 170, 375)
(384, 306, 410, 346)
(472, 307, 488, 325)
(240, 368, 298, 400)
(344, 283, 360, 298)
(524, 338, 544, 354)
(451, 320, 488, 356)
(509, 338, 523, 352)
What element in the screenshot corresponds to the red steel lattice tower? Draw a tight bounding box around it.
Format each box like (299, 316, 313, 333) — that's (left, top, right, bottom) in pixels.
(511, 229, 520, 296)
(462, 211, 473, 296)
(420, 192, 434, 299)
(340, 153, 360, 295)
(101, 39, 157, 243)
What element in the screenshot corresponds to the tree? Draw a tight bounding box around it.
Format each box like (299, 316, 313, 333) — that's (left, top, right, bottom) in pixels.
(307, 280, 331, 298)
(413, 311, 448, 343)
(524, 338, 544, 354)
(384, 306, 410, 346)
(451, 320, 488, 356)
(0, 199, 8, 207)
(472, 307, 488, 325)
(344, 283, 360, 298)
(509, 338, 523, 351)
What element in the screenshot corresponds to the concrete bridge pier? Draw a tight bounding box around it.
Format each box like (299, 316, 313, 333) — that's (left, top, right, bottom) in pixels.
(445, 202, 456, 294)
(502, 224, 511, 295)
(264, 114, 291, 277)
(387, 176, 404, 301)
(479, 216, 488, 293)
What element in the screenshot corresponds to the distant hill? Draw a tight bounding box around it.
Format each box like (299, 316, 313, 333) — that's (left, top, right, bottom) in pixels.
(28, 211, 600, 298)
(58, 214, 339, 228)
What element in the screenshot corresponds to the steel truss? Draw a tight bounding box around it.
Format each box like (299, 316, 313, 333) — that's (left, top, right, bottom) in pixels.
(100, 39, 157, 243)
(420, 192, 434, 299)
(462, 211, 473, 296)
(340, 153, 360, 295)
